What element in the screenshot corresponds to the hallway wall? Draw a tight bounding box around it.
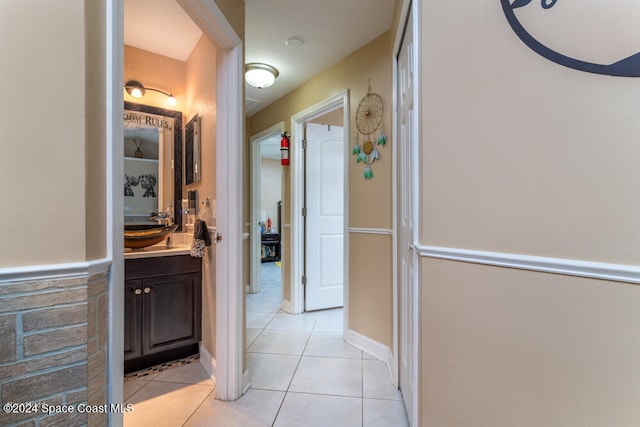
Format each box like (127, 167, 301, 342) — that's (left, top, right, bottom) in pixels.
(0, 0, 87, 267)
(418, 1, 640, 424)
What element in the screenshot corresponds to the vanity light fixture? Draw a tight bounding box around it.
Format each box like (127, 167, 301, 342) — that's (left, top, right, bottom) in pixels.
(245, 63, 279, 89)
(124, 80, 177, 106)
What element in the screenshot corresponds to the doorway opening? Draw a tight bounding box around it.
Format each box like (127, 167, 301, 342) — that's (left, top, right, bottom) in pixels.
(250, 123, 285, 297)
(290, 91, 350, 316)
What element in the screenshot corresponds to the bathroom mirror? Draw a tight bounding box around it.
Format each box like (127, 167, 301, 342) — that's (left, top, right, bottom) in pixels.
(124, 102, 183, 231)
(185, 114, 201, 185)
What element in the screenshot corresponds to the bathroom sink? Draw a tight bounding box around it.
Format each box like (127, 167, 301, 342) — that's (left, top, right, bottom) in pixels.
(124, 224, 178, 249)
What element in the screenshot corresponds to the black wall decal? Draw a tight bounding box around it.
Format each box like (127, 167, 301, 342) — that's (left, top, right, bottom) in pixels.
(501, 0, 640, 77)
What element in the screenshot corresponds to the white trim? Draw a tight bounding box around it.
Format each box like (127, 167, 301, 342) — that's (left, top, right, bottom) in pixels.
(179, 0, 244, 402)
(291, 90, 350, 315)
(0, 262, 90, 284)
(250, 122, 285, 295)
(177, 0, 241, 48)
(88, 258, 112, 277)
(344, 328, 396, 386)
(347, 227, 393, 236)
(107, 1, 125, 425)
(242, 370, 251, 395)
(281, 298, 294, 314)
(418, 245, 640, 285)
(393, 1, 421, 426)
(199, 344, 217, 382)
(214, 43, 244, 401)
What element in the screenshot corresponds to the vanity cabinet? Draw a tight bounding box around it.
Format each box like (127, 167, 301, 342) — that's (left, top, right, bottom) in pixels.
(124, 254, 202, 373)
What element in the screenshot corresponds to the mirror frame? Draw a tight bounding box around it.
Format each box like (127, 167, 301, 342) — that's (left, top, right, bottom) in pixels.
(185, 114, 201, 185)
(124, 101, 183, 231)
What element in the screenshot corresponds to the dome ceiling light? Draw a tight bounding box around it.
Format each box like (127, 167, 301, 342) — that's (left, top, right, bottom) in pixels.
(245, 63, 279, 89)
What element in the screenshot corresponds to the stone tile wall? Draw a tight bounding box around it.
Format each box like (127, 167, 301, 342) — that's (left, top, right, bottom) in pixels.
(87, 270, 110, 427)
(0, 269, 111, 427)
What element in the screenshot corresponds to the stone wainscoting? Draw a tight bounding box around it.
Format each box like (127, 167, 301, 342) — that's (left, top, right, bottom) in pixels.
(0, 265, 111, 427)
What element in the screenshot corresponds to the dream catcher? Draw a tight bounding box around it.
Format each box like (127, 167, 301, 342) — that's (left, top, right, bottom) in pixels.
(352, 81, 386, 180)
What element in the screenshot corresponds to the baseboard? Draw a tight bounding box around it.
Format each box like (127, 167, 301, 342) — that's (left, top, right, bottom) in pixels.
(242, 369, 251, 395)
(199, 344, 217, 384)
(281, 298, 294, 314)
(344, 328, 396, 387)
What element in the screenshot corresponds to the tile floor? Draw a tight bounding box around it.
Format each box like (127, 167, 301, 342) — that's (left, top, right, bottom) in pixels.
(124, 262, 409, 426)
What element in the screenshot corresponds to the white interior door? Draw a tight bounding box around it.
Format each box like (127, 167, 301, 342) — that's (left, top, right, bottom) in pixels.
(305, 123, 344, 311)
(398, 9, 418, 426)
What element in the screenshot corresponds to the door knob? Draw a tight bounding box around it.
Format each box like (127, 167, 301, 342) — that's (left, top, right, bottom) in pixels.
(134, 288, 142, 295)
(143, 287, 151, 294)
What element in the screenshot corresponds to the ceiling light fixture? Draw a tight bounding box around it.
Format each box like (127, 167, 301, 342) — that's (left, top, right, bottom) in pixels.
(285, 37, 304, 48)
(245, 63, 279, 89)
(124, 80, 177, 106)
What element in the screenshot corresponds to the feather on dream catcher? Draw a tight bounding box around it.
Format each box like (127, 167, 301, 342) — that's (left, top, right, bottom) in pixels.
(352, 81, 386, 180)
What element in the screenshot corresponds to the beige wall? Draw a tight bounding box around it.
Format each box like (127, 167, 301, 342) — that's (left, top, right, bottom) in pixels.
(418, 1, 640, 424)
(420, 3, 640, 263)
(213, 0, 244, 41)
(421, 258, 640, 426)
(124, 46, 186, 112)
(185, 34, 218, 357)
(249, 32, 394, 346)
(85, 0, 108, 261)
(0, 0, 87, 267)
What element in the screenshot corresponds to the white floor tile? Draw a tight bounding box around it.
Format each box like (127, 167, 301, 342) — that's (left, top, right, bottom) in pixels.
(363, 360, 402, 401)
(274, 392, 362, 427)
(152, 362, 215, 386)
(289, 356, 362, 397)
(124, 381, 214, 427)
(246, 296, 283, 313)
(246, 311, 277, 329)
(123, 379, 149, 401)
(184, 388, 285, 427)
(266, 312, 318, 331)
(247, 353, 300, 391)
(304, 332, 362, 359)
(363, 398, 409, 427)
(246, 328, 262, 348)
(312, 315, 343, 333)
(248, 329, 311, 355)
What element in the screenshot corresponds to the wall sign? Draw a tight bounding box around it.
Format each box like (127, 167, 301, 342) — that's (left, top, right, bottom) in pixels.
(501, 0, 640, 77)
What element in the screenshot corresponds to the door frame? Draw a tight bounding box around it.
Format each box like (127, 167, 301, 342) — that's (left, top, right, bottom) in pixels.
(290, 91, 350, 314)
(108, 2, 245, 419)
(392, 0, 421, 425)
(250, 122, 285, 295)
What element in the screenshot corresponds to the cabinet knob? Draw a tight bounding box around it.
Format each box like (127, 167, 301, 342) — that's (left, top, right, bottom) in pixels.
(143, 287, 151, 294)
(134, 289, 142, 295)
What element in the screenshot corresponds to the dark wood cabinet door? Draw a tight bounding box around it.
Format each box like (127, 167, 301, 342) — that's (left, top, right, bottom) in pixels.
(124, 280, 143, 360)
(142, 272, 202, 356)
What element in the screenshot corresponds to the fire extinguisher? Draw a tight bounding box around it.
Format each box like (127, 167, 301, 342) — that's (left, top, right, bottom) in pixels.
(280, 132, 290, 166)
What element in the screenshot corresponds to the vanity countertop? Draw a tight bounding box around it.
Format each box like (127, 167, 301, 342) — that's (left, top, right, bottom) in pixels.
(124, 244, 191, 259)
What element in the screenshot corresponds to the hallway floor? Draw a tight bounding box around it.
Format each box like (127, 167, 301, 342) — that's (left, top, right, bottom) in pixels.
(123, 263, 408, 426)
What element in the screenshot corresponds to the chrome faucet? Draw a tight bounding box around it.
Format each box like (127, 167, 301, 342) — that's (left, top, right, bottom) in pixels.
(149, 211, 171, 226)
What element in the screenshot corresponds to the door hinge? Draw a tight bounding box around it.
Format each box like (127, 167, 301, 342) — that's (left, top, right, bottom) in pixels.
(302, 139, 307, 150)
(302, 275, 307, 286)
(302, 207, 307, 217)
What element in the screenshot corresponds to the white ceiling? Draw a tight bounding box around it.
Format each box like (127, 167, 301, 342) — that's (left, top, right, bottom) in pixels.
(124, 0, 395, 116)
